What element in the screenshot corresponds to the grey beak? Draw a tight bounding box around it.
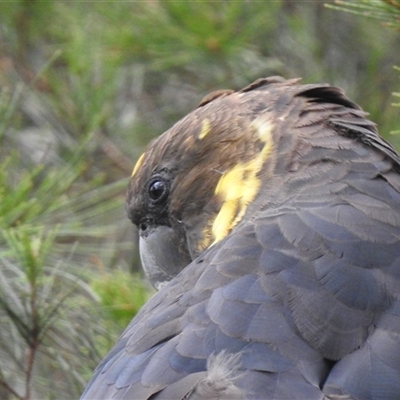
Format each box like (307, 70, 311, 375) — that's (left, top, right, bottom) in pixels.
(139, 225, 192, 290)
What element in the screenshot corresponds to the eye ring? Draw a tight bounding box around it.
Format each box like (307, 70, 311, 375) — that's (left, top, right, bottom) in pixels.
(148, 177, 169, 204)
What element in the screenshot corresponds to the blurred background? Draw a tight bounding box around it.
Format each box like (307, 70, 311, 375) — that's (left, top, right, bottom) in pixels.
(0, 1, 399, 398)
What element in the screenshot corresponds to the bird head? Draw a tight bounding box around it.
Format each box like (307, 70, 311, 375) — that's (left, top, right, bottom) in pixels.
(125, 78, 291, 289)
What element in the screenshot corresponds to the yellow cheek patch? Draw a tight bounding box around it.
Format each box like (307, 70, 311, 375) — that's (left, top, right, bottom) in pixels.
(131, 152, 145, 178)
(211, 118, 273, 244)
(198, 118, 211, 140)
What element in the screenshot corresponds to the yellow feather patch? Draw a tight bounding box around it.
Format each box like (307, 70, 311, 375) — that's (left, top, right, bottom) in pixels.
(211, 118, 273, 244)
(131, 152, 145, 178)
(198, 118, 211, 140)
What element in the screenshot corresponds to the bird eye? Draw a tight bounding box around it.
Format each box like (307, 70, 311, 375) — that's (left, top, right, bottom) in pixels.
(148, 178, 169, 204)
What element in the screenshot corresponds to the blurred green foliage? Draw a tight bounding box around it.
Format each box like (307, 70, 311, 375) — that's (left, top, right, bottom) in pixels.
(0, 0, 399, 398)
(90, 270, 151, 330)
(328, 0, 400, 28)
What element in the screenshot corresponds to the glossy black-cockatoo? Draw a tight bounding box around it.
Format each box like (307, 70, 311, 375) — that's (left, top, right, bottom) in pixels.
(82, 77, 400, 400)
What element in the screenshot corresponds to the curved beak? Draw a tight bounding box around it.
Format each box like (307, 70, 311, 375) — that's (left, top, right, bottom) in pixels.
(139, 225, 192, 290)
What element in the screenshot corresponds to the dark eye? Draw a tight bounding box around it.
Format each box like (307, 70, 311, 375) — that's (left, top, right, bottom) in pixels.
(148, 178, 169, 204)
